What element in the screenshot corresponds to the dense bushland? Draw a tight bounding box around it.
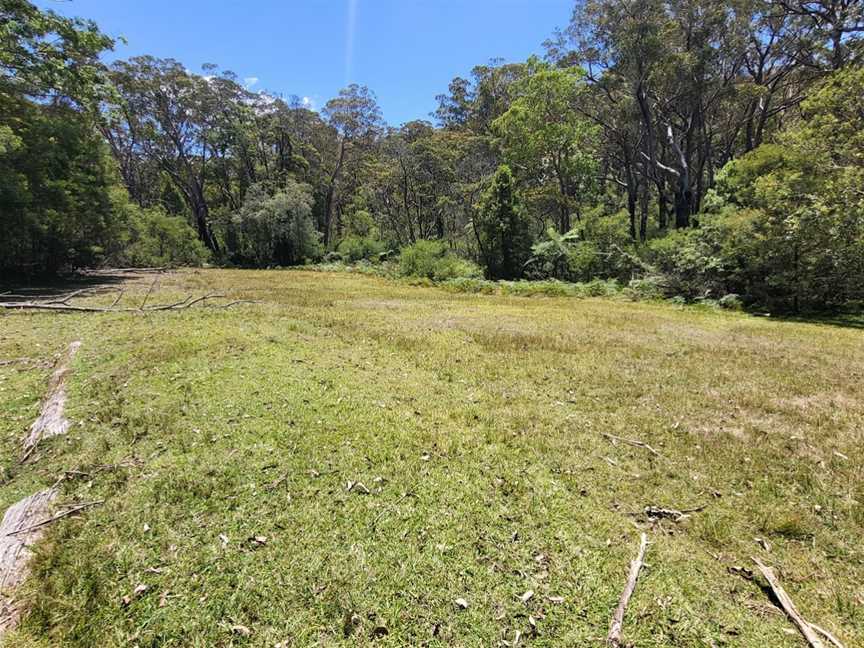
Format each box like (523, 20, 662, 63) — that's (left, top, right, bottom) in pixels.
(2, 0, 862, 312)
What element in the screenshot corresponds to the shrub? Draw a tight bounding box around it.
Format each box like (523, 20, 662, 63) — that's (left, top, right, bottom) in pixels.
(123, 206, 209, 267)
(718, 294, 744, 310)
(336, 235, 387, 262)
(526, 211, 642, 283)
(624, 276, 666, 301)
(231, 180, 321, 266)
(398, 240, 482, 281)
(475, 165, 533, 279)
(577, 278, 621, 297)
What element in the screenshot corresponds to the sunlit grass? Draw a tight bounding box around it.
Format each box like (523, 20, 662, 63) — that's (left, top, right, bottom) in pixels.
(0, 269, 861, 646)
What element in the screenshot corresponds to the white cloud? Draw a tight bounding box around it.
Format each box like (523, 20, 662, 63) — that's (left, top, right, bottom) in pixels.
(302, 96, 317, 110)
(244, 76, 260, 89)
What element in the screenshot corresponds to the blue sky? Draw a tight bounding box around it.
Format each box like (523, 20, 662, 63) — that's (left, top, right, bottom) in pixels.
(36, 0, 573, 125)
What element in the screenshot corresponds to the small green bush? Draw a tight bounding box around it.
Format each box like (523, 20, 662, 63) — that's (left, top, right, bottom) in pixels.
(719, 294, 744, 310)
(441, 278, 498, 294)
(624, 276, 666, 301)
(501, 280, 572, 297)
(398, 240, 482, 281)
(336, 235, 387, 263)
(577, 278, 621, 297)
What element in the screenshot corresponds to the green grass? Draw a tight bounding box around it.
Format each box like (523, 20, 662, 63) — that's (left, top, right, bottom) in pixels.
(0, 269, 862, 647)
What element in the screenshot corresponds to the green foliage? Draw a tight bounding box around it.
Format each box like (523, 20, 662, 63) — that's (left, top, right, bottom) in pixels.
(0, 100, 125, 274)
(122, 203, 210, 268)
(493, 57, 599, 233)
(398, 240, 482, 281)
(624, 276, 666, 301)
(526, 210, 641, 283)
(336, 236, 387, 263)
(673, 67, 864, 311)
(0, 0, 113, 103)
(475, 165, 532, 279)
(231, 180, 322, 266)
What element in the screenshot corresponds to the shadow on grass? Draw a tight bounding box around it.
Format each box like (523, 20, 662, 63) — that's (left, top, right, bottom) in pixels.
(0, 269, 165, 300)
(763, 312, 864, 331)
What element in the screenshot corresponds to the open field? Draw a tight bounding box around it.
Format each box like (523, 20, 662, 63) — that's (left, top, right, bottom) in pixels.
(0, 269, 862, 647)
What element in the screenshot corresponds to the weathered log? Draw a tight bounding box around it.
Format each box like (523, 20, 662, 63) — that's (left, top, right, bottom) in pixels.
(0, 488, 58, 633)
(21, 341, 81, 461)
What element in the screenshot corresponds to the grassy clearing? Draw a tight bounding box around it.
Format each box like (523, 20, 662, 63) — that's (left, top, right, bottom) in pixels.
(0, 269, 862, 647)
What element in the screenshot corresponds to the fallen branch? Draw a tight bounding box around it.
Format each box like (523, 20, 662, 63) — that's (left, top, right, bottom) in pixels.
(602, 433, 663, 458)
(5, 500, 104, 537)
(0, 295, 253, 313)
(140, 278, 158, 309)
(0, 358, 35, 367)
(752, 557, 844, 648)
(207, 299, 262, 309)
(265, 471, 290, 491)
(608, 532, 648, 647)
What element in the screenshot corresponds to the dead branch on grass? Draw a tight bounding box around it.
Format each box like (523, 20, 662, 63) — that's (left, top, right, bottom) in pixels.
(644, 504, 707, 522)
(752, 557, 845, 648)
(0, 288, 257, 313)
(4, 500, 104, 537)
(0, 488, 58, 634)
(607, 532, 649, 647)
(602, 432, 663, 458)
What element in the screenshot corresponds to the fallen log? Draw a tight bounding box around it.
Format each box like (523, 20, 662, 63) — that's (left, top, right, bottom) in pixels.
(0, 488, 58, 634)
(21, 341, 81, 461)
(0, 292, 257, 313)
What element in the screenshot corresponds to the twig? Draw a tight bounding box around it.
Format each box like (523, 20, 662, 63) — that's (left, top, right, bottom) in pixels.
(207, 299, 261, 309)
(140, 278, 158, 309)
(265, 471, 290, 491)
(602, 433, 662, 458)
(146, 295, 193, 311)
(809, 623, 846, 648)
(109, 289, 124, 308)
(0, 358, 34, 367)
(5, 500, 104, 536)
(645, 504, 707, 522)
(369, 491, 413, 531)
(608, 532, 648, 647)
(184, 293, 225, 308)
(752, 557, 842, 648)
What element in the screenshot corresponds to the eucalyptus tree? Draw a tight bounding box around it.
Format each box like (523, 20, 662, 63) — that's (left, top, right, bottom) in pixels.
(106, 57, 226, 252)
(493, 57, 599, 234)
(321, 84, 384, 246)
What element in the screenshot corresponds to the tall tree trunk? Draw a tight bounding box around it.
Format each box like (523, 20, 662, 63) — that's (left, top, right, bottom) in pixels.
(323, 138, 347, 248)
(190, 184, 219, 254)
(626, 168, 638, 241)
(639, 183, 649, 242)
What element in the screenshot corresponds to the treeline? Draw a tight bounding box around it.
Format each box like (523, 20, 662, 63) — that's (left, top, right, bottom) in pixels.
(2, 0, 862, 311)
